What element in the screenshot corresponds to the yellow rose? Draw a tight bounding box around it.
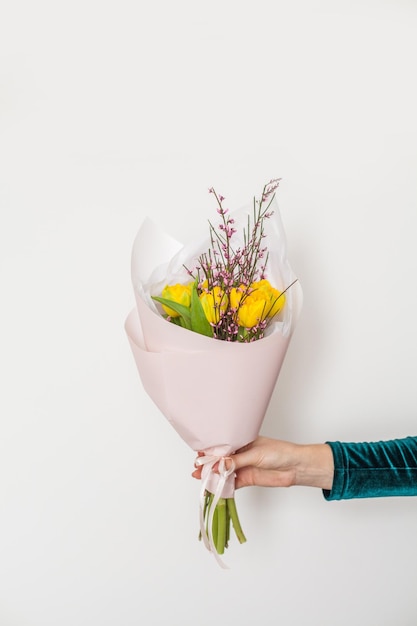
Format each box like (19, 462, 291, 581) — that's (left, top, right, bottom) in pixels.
(199, 287, 228, 324)
(161, 283, 192, 317)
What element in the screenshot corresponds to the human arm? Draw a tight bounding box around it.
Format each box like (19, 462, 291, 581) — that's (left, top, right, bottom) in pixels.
(192, 436, 335, 491)
(324, 436, 417, 500)
(192, 435, 417, 500)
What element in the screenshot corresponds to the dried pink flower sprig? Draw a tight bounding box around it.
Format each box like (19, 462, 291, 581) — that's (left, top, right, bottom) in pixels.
(180, 178, 296, 343)
(203, 181, 275, 284)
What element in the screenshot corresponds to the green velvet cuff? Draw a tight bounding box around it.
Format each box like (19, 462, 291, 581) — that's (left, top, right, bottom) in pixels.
(323, 436, 417, 501)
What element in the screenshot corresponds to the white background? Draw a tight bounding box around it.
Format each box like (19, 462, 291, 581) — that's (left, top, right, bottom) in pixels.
(1, 1, 417, 624)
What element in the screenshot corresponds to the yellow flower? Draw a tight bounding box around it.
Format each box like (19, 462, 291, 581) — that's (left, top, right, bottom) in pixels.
(236, 280, 285, 328)
(161, 283, 192, 317)
(229, 284, 247, 310)
(252, 279, 286, 318)
(237, 295, 266, 328)
(199, 287, 228, 324)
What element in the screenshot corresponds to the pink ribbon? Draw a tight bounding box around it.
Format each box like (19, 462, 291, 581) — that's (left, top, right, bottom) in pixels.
(194, 455, 236, 569)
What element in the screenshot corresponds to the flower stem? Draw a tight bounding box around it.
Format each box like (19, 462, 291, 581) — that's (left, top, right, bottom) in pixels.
(227, 497, 247, 544)
(225, 499, 230, 548)
(216, 498, 227, 554)
(200, 492, 247, 553)
(205, 492, 214, 538)
(212, 501, 219, 548)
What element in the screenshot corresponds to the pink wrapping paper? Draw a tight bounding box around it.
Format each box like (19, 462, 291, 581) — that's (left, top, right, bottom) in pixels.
(126, 303, 292, 453)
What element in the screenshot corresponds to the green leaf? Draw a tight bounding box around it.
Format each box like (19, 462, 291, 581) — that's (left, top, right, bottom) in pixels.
(237, 326, 249, 342)
(152, 296, 192, 330)
(190, 283, 213, 337)
(169, 316, 183, 327)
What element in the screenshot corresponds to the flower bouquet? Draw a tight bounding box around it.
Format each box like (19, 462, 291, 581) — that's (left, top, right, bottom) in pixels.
(125, 179, 302, 567)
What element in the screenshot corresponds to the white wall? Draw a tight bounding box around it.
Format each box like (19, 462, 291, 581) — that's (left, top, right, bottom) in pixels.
(1, 1, 417, 624)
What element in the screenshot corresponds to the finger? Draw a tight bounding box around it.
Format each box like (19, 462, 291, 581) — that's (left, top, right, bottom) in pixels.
(192, 467, 202, 479)
(234, 467, 257, 489)
(232, 447, 260, 471)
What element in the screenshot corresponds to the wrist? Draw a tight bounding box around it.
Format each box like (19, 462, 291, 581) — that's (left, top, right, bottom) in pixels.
(295, 443, 334, 490)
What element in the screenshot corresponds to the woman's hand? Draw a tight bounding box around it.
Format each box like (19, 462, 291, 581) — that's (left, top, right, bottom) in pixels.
(192, 436, 334, 491)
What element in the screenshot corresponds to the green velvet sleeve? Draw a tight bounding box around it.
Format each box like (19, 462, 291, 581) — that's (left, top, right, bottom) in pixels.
(323, 436, 417, 501)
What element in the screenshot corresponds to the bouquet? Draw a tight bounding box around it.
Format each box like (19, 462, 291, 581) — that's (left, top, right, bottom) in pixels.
(125, 179, 302, 567)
